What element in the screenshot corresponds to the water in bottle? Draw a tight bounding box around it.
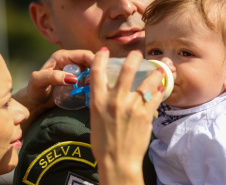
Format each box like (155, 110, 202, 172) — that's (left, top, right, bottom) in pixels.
(53, 58, 174, 110)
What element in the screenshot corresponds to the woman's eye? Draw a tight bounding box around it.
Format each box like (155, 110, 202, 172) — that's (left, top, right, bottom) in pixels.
(3, 102, 9, 109)
(3, 98, 12, 109)
(179, 51, 193, 56)
(148, 49, 163, 56)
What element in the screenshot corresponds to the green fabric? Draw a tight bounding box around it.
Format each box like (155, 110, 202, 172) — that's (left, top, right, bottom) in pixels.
(13, 107, 156, 185)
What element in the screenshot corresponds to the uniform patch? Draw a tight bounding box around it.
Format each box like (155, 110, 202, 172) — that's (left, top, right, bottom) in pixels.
(23, 141, 97, 185)
(65, 172, 98, 185)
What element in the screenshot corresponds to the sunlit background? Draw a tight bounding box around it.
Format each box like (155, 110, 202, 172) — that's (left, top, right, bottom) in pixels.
(0, 0, 58, 93)
(0, 2, 59, 184)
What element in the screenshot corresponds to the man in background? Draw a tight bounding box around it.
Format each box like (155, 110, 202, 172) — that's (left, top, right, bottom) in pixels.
(14, 0, 156, 184)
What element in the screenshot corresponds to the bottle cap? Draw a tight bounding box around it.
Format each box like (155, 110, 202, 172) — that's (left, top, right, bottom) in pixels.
(148, 60, 174, 101)
(53, 64, 87, 110)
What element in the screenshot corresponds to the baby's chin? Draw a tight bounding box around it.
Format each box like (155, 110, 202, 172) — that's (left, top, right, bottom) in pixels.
(163, 98, 205, 109)
(162, 95, 181, 108)
(162, 97, 190, 109)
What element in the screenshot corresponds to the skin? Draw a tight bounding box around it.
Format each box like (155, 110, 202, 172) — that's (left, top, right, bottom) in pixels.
(90, 49, 164, 185)
(0, 49, 94, 175)
(0, 0, 160, 180)
(13, 0, 225, 184)
(145, 11, 226, 108)
(13, 0, 162, 183)
(29, 0, 153, 57)
(0, 55, 29, 175)
(14, 49, 94, 136)
(15, 0, 155, 134)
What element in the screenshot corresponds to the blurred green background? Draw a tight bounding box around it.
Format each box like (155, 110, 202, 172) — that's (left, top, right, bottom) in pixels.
(0, 0, 58, 92)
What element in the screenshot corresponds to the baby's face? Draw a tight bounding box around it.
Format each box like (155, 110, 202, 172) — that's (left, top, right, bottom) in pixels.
(145, 11, 226, 108)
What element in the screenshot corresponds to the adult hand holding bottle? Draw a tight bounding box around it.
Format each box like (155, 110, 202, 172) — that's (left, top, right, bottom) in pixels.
(13, 50, 94, 136)
(90, 48, 165, 185)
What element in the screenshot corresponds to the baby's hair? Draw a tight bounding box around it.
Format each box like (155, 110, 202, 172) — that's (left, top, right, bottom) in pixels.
(142, 0, 226, 45)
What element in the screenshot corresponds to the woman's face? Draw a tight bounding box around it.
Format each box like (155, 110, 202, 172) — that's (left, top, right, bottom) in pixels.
(0, 55, 29, 174)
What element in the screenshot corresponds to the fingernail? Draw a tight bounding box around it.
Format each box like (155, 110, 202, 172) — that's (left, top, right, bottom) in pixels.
(64, 74, 78, 84)
(136, 50, 143, 55)
(99, 47, 108, 51)
(158, 86, 164, 93)
(157, 67, 164, 74)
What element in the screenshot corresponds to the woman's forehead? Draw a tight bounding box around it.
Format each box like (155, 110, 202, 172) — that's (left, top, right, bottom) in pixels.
(0, 55, 12, 98)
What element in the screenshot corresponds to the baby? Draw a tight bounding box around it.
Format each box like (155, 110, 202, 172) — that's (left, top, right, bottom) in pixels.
(143, 0, 226, 184)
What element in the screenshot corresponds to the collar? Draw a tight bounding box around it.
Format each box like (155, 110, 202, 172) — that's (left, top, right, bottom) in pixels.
(161, 92, 226, 116)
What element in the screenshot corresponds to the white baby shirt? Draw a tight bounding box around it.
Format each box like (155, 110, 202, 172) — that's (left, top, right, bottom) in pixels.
(150, 92, 226, 185)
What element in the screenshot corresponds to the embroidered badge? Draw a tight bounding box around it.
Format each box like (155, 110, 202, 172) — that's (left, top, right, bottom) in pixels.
(65, 172, 98, 185)
(23, 141, 97, 185)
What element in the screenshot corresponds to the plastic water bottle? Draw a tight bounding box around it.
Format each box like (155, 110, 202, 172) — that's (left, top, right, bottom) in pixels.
(107, 58, 174, 101)
(53, 58, 174, 110)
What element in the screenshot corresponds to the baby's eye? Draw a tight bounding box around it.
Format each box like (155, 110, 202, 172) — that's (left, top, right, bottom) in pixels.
(148, 49, 163, 56)
(179, 51, 193, 56)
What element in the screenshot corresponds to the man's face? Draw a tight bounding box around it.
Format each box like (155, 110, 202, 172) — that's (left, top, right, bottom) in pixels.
(34, 0, 153, 57)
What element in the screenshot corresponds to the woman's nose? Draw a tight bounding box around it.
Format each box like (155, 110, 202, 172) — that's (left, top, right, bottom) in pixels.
(11, 99, 30, 126)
